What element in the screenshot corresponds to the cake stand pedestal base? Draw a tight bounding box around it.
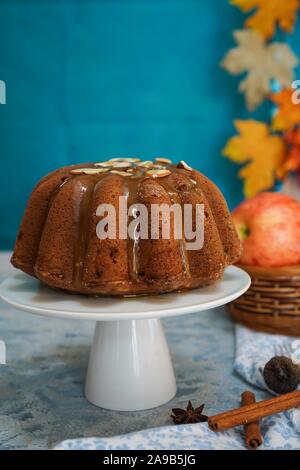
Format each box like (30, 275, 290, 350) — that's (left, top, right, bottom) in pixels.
(85, 319, 176, 411)
(0, 266, 250, 411)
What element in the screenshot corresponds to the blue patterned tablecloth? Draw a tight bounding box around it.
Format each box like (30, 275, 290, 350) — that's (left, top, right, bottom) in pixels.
(0, 251, 270, 450)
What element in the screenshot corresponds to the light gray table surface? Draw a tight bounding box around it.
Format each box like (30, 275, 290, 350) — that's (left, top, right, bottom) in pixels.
(0, 251, 268, 450)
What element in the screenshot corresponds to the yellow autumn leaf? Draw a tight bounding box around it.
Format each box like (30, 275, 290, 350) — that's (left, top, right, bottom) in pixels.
(271, 88, 300, 131)
(223, 120, 286, 198)
(221, 30, 298, 111)
(231, 0, 300, 40)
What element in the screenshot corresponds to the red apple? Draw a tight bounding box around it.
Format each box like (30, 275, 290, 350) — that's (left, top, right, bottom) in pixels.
(232, 192, 300, 267)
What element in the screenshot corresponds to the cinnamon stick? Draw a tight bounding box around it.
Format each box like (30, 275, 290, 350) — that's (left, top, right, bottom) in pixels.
(241, 391, 263, 450)
(208, 390, 300, 432)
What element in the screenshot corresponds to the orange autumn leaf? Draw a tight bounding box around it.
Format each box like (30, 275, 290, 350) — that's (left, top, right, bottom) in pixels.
(278, 127, 300, 177)
(223, 120, 286, 198)
(271, 88, 300, 131)
(231, 0, 300, 40)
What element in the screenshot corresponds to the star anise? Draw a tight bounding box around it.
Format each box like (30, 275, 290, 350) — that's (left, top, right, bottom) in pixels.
(170, 400, 208, 425)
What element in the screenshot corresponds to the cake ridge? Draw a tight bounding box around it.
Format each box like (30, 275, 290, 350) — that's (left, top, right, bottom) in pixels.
(73, 175, 99, 290)
(124, 176, 140, 282)
(157, 176, 191, 279)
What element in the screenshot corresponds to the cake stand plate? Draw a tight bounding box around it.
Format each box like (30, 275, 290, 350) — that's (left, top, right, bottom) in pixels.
(0, 266, 250, 411)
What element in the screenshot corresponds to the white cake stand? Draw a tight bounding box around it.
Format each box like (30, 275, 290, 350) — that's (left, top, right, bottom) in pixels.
(0, 266, 250, 411)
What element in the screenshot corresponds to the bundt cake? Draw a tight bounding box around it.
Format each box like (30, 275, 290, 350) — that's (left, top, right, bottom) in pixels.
(11, 158, 241, 296)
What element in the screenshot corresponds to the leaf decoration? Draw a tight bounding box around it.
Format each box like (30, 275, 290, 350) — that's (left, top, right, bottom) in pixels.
(223, 120, 287, 197)
(278, 127, 300, 178)
(221, 30, 298, 111)
(271, 88, 300, 131)
(231, 0, 300, 40)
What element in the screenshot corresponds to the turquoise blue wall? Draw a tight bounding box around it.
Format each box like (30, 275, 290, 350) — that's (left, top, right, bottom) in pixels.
(1, 1, 299, 249)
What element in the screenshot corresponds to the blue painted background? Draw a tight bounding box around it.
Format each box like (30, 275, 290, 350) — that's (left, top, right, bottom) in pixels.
(1, 0, 300, 249)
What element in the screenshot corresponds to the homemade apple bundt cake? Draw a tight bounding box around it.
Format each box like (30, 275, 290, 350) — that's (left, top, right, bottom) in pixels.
(11, 158, 241, 296)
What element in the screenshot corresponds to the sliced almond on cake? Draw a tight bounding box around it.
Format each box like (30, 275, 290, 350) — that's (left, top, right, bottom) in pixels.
(155, 157, 172, 164)
(71, 167, 109, 175)
(110, 170, 132, 177)
(146, 169, 171, 178)
(177, 160, 192, 171)
(109, 157, 141, 163)
(111, 161, 132, 169)
(139, 160, 153, 167)
(94, 162, 112, 167)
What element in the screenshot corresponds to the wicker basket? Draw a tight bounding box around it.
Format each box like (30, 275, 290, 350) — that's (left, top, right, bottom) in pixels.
(229, 264, 300, 336)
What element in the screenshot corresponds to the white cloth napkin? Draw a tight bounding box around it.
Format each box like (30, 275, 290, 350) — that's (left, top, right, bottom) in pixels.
(234, 324, 300, 433)
(55, 325, 300, 450)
